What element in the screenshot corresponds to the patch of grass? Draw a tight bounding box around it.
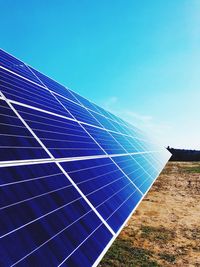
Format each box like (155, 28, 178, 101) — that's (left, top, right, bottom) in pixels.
(158, 252, 176, 263)
(182, 228, 200, 240)
(182, 166, 200, 173)
(141, 225, 175, 243)
(99, 239, 161, 267)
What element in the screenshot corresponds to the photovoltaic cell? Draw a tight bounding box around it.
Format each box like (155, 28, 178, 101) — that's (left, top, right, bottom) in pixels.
(91, 103, 118, 122)
(61, 157, 142, 232)
(69, 90, 101, 113)
(83, 124, 126, 154)
(0, 68, 72, 118)
(14, 103, 106, 158)
(0, 99, 49, 161)
(29, 66, 81, 104)
(56, 94, 102, 127)
(110, 132, 139, 153)
(0, 49, 44, 85)
(0, 162, 112, 266)
(90, 111, 119, 132)
(112, 155, 153, 194)
(111, 120, 131, 135)
(0, 50, 171, 267)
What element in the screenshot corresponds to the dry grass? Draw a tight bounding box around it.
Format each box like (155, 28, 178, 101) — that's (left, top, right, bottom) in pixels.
(99, 162, 200, 267)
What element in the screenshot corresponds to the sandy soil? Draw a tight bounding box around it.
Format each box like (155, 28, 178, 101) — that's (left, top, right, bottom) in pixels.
(99, 162, 200, 267)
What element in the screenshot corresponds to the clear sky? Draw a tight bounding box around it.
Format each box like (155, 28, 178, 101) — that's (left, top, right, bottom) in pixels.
(1, 0, 200, 149)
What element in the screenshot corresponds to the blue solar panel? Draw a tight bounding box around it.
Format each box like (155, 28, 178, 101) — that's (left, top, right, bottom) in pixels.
(92, 103, 118, 122)
(0, 99, 49, 161)
(0, 49, 44, 85)
(61, 157, 142, 233)
(112, 155, 153, 194)
(69, 90, 101, 114)
(0, 162, 112, 266)
(29, 66, 81, 104)
(90, 111, 119, 132)
(14, 103, 105, 158)
(56, 95, 102, 127)
(84, 124, 126, 154)
(0, 68, 72, 117)
(0, 50, 171, 267)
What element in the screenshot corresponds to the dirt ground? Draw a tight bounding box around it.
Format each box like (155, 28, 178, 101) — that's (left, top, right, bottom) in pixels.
(99, 162, 200, 267)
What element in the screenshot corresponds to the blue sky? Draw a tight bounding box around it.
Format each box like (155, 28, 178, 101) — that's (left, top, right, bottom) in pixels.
(1, 0, 200, 149)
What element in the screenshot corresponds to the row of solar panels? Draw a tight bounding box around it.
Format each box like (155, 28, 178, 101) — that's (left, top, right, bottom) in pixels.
(0, 49, 154, 140)
(0, 49, 170, 267)
(0, 152, 169, 266)
(0, 97, 162, 162)
(0, 49, 162, 164)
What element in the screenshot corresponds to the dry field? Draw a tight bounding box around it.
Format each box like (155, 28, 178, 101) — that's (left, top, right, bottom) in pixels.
(99, 162, 200, 267)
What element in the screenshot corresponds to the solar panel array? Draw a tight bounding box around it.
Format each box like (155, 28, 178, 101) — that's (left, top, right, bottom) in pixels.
(0, 49, 171, 267)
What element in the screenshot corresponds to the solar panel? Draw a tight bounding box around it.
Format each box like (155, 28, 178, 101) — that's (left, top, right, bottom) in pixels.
(0, 49, 171, 267)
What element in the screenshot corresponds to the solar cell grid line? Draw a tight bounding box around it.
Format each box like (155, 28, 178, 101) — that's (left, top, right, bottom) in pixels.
(0, 66, 90, 121)
(0, 97, 50, 162)
(0, 163, 113, 266)
(91, 103, 117, 121)
(94, 125, 156, 184)
(0, 50, 171, 266)
(109, 132, 139, 153)
(89, 110, 120, 132)
(111, 120, 131, 135)
(1, 49, 82, 105)
(5, 88, 153, 146)
(55, 94, 103, 128)
(93, 158, 170, 267)
(93, 187, 157, 267)
(13, 103, 106, 158)
(56, 163, 115, 235)
(83, 124, 127, 155)
(1, 58, 152, 144)
(65, 89, 129, 133)
(147, 152, 163, 168)
(154, 150, 169, 166)
(21, 62, 122, 131)
(16, 92, 136, 142)
(140, 152, 162, 174)
(51, 93, 128, 155)
(73, 100, 134, 137)
(28, 69, 146, 141)
(26, 63, 54, 89)
(0, 93, 53, 160)
(0, 49, 44, 85)
(0, 99, 115, 236)
(0, 67, 74, 118)
(64, 101, 139, 156)
(74, 100, 138, 138)
(51, 91, 156, 198)
(27, 65, 87, 117)
(68, 89, 101, 114)
(132, 153, 162, 181)
(53, 90, 139, 164)
(2, 94, 116, 236)
(112, 155, 155, 194)
(111, 137, 154, 186)
(70, 93, 124, 130)
(60, 157, 142, 233)
(0, 65, 46, 92)
(80, 106, 155, 184)
(0, 150, 163, 169)
(51, 92, 144, 197)
(29, 66, 82, 105)
(1, 63, 84, 113)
